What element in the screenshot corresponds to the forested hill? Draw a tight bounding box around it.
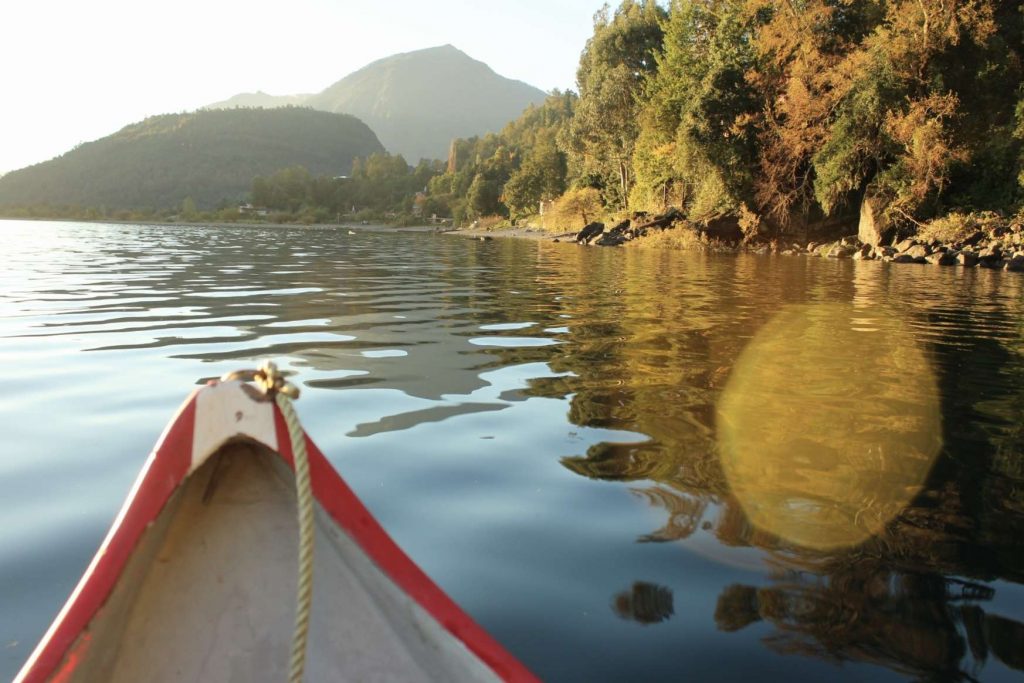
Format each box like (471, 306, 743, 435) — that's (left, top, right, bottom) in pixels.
(0, 107, 383, 211)
(210, 45, 548, 163)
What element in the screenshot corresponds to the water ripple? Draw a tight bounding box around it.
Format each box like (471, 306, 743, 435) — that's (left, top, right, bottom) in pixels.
(2, 221, 1024, 683)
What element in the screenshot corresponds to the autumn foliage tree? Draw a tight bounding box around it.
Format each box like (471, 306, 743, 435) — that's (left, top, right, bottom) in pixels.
(622, 0, 1022, 232)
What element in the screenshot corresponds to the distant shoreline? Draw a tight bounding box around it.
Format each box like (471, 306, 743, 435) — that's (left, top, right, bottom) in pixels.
(0, 216, 447, 233)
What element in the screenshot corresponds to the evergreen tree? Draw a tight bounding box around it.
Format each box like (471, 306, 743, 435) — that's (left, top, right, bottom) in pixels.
(632, 0, 759, 217)
(466, 173, 503, 218)
(566, 1, 667, 208)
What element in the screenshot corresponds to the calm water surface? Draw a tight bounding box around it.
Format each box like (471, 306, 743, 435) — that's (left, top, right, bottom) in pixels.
(2, 219, 1023, 681)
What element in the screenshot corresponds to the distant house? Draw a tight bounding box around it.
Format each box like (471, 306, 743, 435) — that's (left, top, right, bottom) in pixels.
(238, 203, 269, 217)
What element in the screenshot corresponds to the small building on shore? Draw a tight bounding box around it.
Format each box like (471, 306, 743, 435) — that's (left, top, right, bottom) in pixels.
(238, 203, 269, 217)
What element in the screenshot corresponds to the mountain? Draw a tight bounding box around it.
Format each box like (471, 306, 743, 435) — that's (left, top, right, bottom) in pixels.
(204, 91, 311, 110)
(210, 45, 548, 163)
(0, 107, 383, 211)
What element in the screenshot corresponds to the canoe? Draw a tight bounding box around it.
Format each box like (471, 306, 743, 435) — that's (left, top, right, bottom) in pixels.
(16, 368, 537, 682)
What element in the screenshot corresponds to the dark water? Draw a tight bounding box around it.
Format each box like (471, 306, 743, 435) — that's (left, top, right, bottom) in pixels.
(2, 219, 1023, 682)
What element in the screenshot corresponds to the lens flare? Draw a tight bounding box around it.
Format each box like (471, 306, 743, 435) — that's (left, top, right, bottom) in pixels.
(717, 304, 942, 550)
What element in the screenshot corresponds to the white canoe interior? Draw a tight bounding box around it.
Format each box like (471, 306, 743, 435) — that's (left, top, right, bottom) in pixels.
(61, 438, 498, 682)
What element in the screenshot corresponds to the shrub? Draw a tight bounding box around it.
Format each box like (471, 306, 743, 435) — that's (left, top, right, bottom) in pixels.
(627, 223, 732, 252)
(544, 187, 604, 232)
(473, 215, 506, 231)
(917, 211, 1003, 244)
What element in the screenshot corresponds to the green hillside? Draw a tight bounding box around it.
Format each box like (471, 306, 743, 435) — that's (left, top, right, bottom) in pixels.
(0, 107, 383, 211)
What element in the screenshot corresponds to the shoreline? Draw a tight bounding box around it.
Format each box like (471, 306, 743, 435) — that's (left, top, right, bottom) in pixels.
(445, 226, 569, 242)
(447, 217, 1024, 273)
(0, 216, 447, 233)
(9, 215, 1023, 273)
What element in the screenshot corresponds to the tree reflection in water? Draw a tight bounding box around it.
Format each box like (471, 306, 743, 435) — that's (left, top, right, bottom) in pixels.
(613, 582, 675, 625)
(715, 569, 1024, 680)
(522, 247, 1024, 680)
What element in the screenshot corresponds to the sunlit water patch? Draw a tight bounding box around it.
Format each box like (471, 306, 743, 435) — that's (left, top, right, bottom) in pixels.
(360, 349, 408, 358)
(468, 337, 562, 348)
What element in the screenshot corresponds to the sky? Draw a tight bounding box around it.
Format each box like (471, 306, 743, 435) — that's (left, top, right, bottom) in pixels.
(0, 0, 604, 175)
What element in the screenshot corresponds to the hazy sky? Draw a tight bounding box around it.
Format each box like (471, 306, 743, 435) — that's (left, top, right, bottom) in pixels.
(0, 0, 604, 174)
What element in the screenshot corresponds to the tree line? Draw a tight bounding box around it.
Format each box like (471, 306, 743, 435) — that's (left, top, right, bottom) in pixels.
(251, 0, 1024, 237)
(569, 0, 1023, 234)
(620, 0, 1023, 234)
(10, 1, 1019, 235)
(244, 91, 577, 226)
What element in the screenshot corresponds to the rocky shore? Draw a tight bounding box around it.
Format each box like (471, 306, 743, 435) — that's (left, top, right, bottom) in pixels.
(546, 205, 1024, 273)
(559, 209, 686, 247)
(799, 230, 1024, 271)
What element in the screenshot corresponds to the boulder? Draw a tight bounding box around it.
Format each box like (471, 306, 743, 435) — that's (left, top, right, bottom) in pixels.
(977, 246, 1003, 265)
(595, 233, 627, 247)
(874, 245, 897, 259)
(607, 219, 631, 237)
(1005, 256, 1024, 272)
(905, 244, 931, 260)
(852, 244, 874, 260)
(925, 252, 956, 266)
(957, 251, 978, 267)
(859, 195, 895, 247)
(892, 253, 916, 263)
(827, 245, 857, 258)
(895, 238, 917, 253)
(576, 222, 605, 245)
(961, 231, 985, 247)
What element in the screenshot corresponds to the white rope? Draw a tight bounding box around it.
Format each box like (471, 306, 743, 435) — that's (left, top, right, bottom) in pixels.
(223, 361, 315, 682)
(277, 391, 315, 683)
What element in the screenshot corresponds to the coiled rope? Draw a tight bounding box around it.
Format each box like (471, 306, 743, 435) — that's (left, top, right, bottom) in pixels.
(223, 362, 314, 683)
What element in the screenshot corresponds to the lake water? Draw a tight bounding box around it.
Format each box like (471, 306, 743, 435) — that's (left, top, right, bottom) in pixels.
(2, 219, 1024, 682)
